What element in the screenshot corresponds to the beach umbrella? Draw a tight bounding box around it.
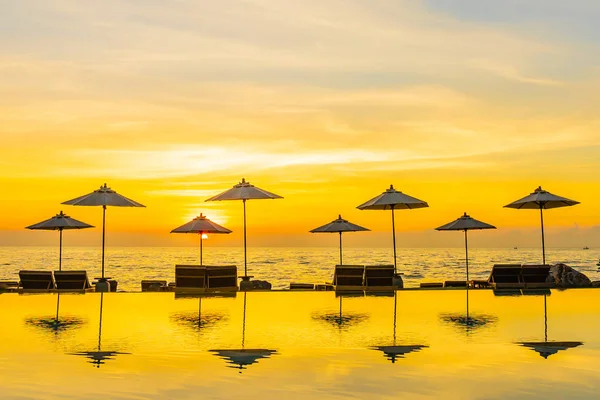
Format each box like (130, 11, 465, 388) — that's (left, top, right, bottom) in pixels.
(357, 185, 428, 273)
(210, 293, 277, 372)
(26, 211, 94, 271)
(62, 184, 145, 279)
(205, 178, 282, 277)
(310, 214, 369, 265)
(171, 213, 232, 265)
(504, 186, 579, 265)
(435, 212, 496, 282)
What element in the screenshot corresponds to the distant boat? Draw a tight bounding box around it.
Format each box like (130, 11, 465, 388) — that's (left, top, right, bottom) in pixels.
(513, 247, 518, 250)
(583, 246, 589, 250)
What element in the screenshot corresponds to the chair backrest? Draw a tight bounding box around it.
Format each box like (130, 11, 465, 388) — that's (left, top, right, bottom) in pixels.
(334, 265, 365, 287)
(489, 264, 522, 283)
(19, 270, 56, 290)
(364, 265, 394, 287)
(521, 265, 551, 283)
(54, 271, 91, 290)
(205, 265, 237, 289)
(289, 283, 315, 290)
(175, 265, 207, 288)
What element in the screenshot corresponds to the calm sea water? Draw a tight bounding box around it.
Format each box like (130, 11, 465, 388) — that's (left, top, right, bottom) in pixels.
(0, 290, 599, 399)
(0, 246, 598, 291)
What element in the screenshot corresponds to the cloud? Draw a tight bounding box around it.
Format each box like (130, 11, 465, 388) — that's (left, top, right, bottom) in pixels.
(471, 59, 565, 86)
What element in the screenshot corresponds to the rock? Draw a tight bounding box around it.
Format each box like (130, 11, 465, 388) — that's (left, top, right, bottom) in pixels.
(546, 264, 592, 288)
(592, 281, 600, 288)
(250, 280, 272, 290)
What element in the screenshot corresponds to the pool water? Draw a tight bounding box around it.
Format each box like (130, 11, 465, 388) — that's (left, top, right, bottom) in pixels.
(0, 290, 599, 399)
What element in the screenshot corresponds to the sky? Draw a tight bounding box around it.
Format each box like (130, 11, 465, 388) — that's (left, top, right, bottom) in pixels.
(0, 0, 599, 248)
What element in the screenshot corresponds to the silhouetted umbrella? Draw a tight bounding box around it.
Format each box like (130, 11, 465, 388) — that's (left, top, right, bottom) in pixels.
(210, 293, 277, 372)
(171, 213, 232, 265)
(310, 214, 369, 264)
(357, 185, 428, 273)
(371, 292, 427, 363)
(62, 184, 145, 279)
(435, 212, 496, 282)
(26, 211, 93, 270)
(205, 178, 282, 277)
(518, 294, 583, 359)
(70, 293, 129, 367)
(504, 186, 579, 265)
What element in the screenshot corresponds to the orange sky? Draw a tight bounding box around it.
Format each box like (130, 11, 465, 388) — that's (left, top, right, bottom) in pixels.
(1, 0, 599, 247)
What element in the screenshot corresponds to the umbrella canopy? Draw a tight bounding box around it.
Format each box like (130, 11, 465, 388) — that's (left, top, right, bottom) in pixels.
(62, 184, 145, 279)
(504, 186, 579, 264)
(205, 179, 283, 277)
(357, 185, 428, 274)
(310, 215, 369, 265)
(435, 213, 496, 282)
(26, 211, 94, 270)
(171, 214, 232, 265)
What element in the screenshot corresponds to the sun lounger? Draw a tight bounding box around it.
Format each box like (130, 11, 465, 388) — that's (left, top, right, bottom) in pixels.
(141, 280, 168, 292)
(206, 266, 238, 291)
(0, 281, 19, 291)
(289, 283, 315, 290)
(420, 282, 444, 288)
(333, 265, 365, 290)
(54, 271, 94, 291)
(315, 283, 334, 291)
(488, 264, 524, 289)
(521, 264, 554, 288)
(175, 265, 207, 292)
(18, 270, 56, 291)
(364, 265, 395, 290)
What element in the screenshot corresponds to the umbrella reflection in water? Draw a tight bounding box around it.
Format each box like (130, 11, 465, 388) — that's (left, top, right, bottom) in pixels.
(171, 292, 231, 331)
(312, 291, 369, 330)
(518, 293, 583, 359)
(70, 293, 130, 368)
(210, 293, 277, 372)
(26, 293, 85, 336)
(439, 290, 498, 334)
(371, 292, 427, 363)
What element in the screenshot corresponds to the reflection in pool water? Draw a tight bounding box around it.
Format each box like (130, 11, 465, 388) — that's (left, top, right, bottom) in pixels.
(25, 293, 86, 335)
(210, 293, 278, 372)
(68, 293, 130, 368)
(1, 290, 599, 399)
(517, 293, 583, 359)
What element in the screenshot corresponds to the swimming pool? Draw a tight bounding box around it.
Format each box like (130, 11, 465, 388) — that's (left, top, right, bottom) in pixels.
(1, 289, 599, 399)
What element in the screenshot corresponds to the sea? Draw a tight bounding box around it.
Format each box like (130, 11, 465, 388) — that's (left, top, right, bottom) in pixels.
(0, 246, 598, 291)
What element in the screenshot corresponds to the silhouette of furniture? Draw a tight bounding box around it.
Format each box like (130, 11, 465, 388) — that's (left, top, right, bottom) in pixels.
(174, 265, 207, 292)
(18, 270, 56, 291)
(488, 264, 524, 289)
(521, 265, 553, 288)
(141, 280, 168, 292)
(364, 265, 395, 291)
(333, 265, 365, 290)
(54, 271, 94, 291)
(206, 266, 238, 291)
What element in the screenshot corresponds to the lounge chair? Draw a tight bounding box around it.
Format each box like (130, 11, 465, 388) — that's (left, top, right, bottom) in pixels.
(18, 270, 56, 291)
(206, 266, 238, 291)
(174, 265, 207, 292)
(444, 280, 468, 288)
(488, 264, 524, 289)
(141, 280, 168, 292)
(54, 271, 94, 291)
(521, 264, 554, 288)
(364, 265, 395, 291)
(289, 283, 315, 290)
(333, 265, 365, 290)
(420, 282, 444, 288)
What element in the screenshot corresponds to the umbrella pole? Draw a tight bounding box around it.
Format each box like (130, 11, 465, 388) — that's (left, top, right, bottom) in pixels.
(544, 294, 548, 342)
(98, 293, 104, 352)
(464, 230, 469, 283)
(101, 205, 106, 279)
(391, 206, 397, 274)
(242, 292, 247, 349)
(540, 206, 546, 265)
(339, 232, 343, 265)
(55, 293, 60, 323)
(243, 199, 247, 277)
(59, 228, 63, 271)
(200, 234, 203, 266)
